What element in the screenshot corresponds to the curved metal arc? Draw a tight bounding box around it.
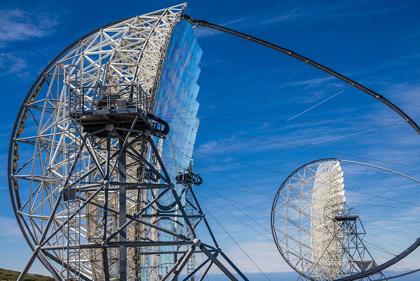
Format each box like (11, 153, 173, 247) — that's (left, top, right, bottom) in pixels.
(340, 159, 420, 185)
(182, 15, 420, 136)
(337, 237, 420, 281)
(337, 159, 420, 280)
(272, 157, 420, 280)
(274, 158, 339, 195)
(6, 17, 134, 277)
(270, 158, 334, 280)
(376, 266, 420, 280)
(10, 10, 419, 281)
(229, 1, 420, 263)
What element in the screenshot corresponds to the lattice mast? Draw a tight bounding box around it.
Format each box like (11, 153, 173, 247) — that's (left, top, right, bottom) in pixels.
(180, 160, 199, 280)
(334, 210, 387, 281)
(311, 161, 346, 279)
(311, 160, 386, 281)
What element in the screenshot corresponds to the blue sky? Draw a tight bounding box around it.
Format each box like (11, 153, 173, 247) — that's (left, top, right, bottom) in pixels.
(1, 0, 420, 280)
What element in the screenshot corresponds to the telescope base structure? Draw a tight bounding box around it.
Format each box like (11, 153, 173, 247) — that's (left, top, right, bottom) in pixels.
(272, 159, 388, 281)
(16, 107, 246, 281)
(333, 214, 387, 281)
(10, 4, 247, 281)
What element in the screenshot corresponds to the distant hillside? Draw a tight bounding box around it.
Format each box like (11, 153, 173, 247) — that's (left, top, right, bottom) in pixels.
(0, 268, 54, 281)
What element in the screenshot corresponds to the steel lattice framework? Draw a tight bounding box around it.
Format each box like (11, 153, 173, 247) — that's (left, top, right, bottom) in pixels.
(182, 14, 420, 281)
(9, 4, 246, 281)
(271, 159, 386, 281)
(311, 161, 346, 279)
(9, 4, 420, 281)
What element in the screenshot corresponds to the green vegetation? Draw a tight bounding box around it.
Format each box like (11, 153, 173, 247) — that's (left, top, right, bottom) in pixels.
(0, 268, 54, 281)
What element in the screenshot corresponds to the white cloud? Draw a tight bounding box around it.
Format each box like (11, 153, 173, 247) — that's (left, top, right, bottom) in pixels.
(193, 16, 253, 38)
(0, 8, 58, 42)
(220, 16, 253, 26)
(0, 216, 22, 241)
(220, 240, 291, 273)
(256, 1, 410, 27)
(0, 53, 27, 74)
(287, 76, 336, 88)
(193, 28, 219, 38)
(259, 9, 301, 25)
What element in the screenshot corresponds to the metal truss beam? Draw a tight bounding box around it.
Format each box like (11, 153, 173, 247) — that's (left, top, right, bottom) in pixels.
(182, 15, 420, 136)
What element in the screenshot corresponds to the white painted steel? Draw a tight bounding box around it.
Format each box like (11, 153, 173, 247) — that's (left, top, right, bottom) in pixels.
(311, 160, 345, 279)
(10, 4, 186, 280)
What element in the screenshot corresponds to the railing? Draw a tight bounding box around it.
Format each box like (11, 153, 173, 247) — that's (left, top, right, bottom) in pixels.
(68, 83, 170, 137)
(69, 84, 150, 115)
